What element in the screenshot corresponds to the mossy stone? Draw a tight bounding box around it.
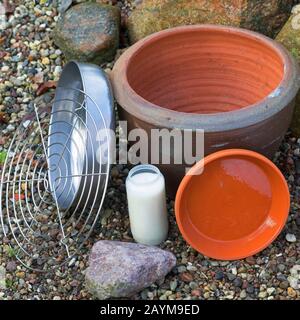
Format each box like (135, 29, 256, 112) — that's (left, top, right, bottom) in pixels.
(127, 0, 294, 44)
(276, 5, 300, 136)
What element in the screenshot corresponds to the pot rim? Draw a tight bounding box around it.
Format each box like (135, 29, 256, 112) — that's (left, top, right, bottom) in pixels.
(112, 24, 300, 132)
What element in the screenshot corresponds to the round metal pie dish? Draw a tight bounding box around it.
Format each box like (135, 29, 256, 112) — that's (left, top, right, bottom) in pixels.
(47, 61, 115, 210)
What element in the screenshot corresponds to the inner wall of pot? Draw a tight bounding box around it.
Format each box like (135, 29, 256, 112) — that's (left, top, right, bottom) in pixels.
(127, 29, 284, 114)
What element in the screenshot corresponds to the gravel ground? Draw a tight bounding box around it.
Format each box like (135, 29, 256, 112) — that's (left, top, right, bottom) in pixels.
(0, 0, 299, 300)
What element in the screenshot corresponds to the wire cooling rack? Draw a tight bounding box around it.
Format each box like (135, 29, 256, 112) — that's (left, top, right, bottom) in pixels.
(0, 88, 110, 272)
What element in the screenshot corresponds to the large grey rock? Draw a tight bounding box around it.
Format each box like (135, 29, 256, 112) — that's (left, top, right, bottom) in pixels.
(58, 0, 73, 13)
(85, 240, 176, 299)
(53, 3, 120, 64)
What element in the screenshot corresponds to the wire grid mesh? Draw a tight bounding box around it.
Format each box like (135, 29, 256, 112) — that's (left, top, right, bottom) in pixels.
(0, 88, 110, 272)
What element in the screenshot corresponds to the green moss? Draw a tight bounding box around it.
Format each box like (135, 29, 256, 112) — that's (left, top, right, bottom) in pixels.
(276, 11, 300, 137)
(5, 246, 17, 258)
(0, 151, 7, 165)
(5, 279, 14, 288)
(291, 47, 300, 60)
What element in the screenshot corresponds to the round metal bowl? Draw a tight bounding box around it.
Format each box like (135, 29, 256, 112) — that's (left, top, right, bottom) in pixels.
(47, 61, 115, 211)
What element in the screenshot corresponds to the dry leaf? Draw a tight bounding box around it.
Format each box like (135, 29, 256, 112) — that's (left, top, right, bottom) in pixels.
(0, 136, 8, 145)
(36, 81, 57, 96)
(0, 111, 10, 124)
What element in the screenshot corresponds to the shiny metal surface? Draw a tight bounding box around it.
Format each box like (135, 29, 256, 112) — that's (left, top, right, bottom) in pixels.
(48, 61, 115, 210)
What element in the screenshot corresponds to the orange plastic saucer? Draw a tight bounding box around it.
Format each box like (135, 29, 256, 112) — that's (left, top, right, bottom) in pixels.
(175, 149, 290, 260)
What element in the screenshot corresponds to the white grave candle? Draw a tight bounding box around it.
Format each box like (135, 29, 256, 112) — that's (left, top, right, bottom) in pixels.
(126, 164, 169, 246)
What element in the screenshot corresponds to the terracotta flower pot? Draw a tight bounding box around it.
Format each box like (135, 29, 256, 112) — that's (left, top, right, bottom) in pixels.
(111, 25, 300, 198)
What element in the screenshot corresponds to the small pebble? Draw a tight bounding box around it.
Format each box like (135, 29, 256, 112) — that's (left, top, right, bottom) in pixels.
(286, 233, 297, 243)
(6, 124, 15, 132)
(170, 280, 177, 291)
(1, 66, 9, 73)
(203, 292, 210, 299)
(280, 281, 289, 289)
(177, 266, 186, 273)
(245, 256, 256, 265)
(189, 281, 198, 290)
(179, 272, 193, 282)
(187, 265, 197, 272)
(6, 261, 17, 273)
(22, 120, 31, 128)
(267, 287, 275, 295)
(246, 285, 255, 294)
(287, 287, 297, 298)
(240, 290, 247, 298)
(233, 277, 243, 288)
(191, 289, 201, 297)
(277, 264, 286, 272)
(16, 271, 25, 279)
(258, 291, 267, 299)
(215, 271, 224, 280)
(41, 57, 50, 65)
(227, 273, 236, 281)
(231, 267, 237, 275)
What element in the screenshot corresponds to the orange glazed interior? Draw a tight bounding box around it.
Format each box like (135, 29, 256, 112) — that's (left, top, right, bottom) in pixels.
(175, 150, 290, 260)
(127, 28, 284, 114)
